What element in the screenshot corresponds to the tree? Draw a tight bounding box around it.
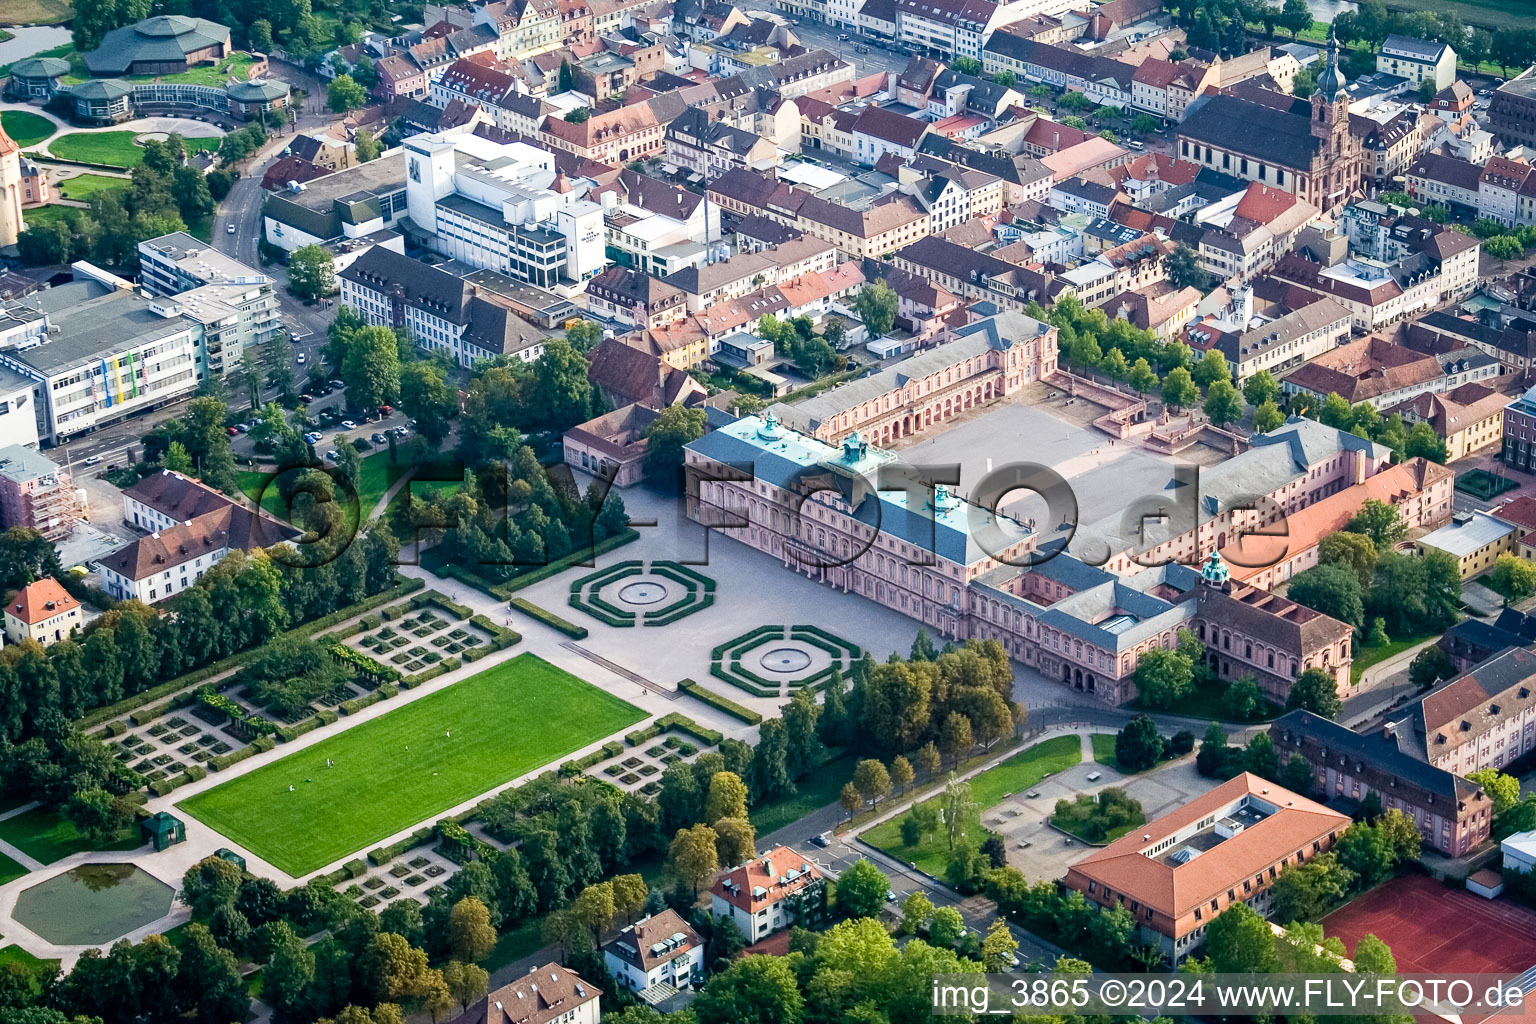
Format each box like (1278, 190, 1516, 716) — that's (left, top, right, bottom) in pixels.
(1279, 0, 1311, 37)
(446, 897, 497, 962)
(355, 128, 382, 163)
(1488, 555, 1536, 605)
(916, 741, 942, 778)
(1193, 349, 1230, 390)
(611, 873, 648, 924)
(941, 775, 978, 851)
(1134, 647, 1195, 707)
(1128, 356, 1159, 394)
(1161, 367, 1199, 410)
(853, 280, 898, 338)
(442, 961, 489, 1012)
(900, 891, 934, 936)
(288, 244, 335, 300)
(1165, 243, 1208, 290)
(937, 712, 973, 769)
(258, 921, 314, 1015)
(1206, 903, 1278, 973)
(714, 816, 756, 867)
(177, 923, 250, 1024)
(1286, 667, 1342, 718)
(328, 74, 366, 113)
(1270, 852, 1354, 924)
(951, 56, 982, 74)
(1222, 676, 1264, 720)
(1468, 768, 1522, 815)
(181, 856, 245, 919)
(399, 360, 458, 444)
(1203, 378, 1244, 427)
(979, 918, 1019, 971)
(65, 787, 131, 841)
(1247, 399, 1282, 434)
(928, 906, 965, 948)
(1318, 532, 1378, 589)
(834, 859, 889, 919)
(250, 18, 273, 50)
(339, 325, 402, 412)
(1409, 644, 1454, 690)
(839, 782, 861, 819)
(1404, 420, 1448, 463)
(1243, 370, 1280, 409)
(889, 754, 914, 795)
(644, 405, 706, 478)
(72, 0, 151, 51)
(1347, 498, 1407, 550)
(693, 955, 803, 1024)
(669, 824, 719, 895)
(1114, 714, 1163, 772)
(1287, 562, 1364, 630)
(1280, 753, 1316, 797)
(851, 759, 891, 809)
(564, 107, 591, 124)
(525, 338, 593, 432)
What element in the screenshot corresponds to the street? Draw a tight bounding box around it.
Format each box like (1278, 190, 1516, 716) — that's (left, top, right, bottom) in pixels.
(787, 21, 919, 78)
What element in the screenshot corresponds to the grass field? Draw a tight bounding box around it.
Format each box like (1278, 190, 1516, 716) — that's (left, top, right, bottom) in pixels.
(749, 750, 861, 836)
(0, 0, 72, 23)
(179, 653, 646, 874)
(0, 111, 54, 148)
(58, 172, 127, 201)
(0, 806, 142, 864)
(1351, 634, 1436, 685)
(863, 735, 1081, 875)
(1090, 733, 1118, 766)
(0, 944, 59, 997)
(21, 205, 73, 229)
(240, 450, 401, 526)
(0, 849, 26, 886)
(1130, 675, 1282, 722)
(49, 131, 221, 168)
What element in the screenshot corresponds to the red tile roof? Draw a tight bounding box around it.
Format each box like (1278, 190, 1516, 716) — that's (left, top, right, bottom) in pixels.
(7, 578, 75, 625)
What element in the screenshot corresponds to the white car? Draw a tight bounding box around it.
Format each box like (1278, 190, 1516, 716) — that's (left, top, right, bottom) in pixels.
(296, 353, 307, 364)
(341, 419, 357, 429)
(227, 224, 236, 234)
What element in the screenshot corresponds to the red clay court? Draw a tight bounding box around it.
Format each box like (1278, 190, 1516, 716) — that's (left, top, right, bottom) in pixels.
(1322, 874, 1536, 974)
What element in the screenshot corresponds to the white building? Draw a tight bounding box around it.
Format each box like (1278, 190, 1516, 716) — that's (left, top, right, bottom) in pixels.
(709, 845, 826, 943)
(601, 910, 704, 1001)
(3, 577, 78, 647)
(0, 274, 208, 446)
(1377, 35, 1456, 92)
(1504, 830, 1536, 876)
(404, 132, 606, 289)
(441, 964, 599, 1024)
(137, 232, 281, 377)
(339, 246, 552, 368)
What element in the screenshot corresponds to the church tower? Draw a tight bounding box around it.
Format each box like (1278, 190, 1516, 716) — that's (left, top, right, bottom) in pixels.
(0, 123, 22, 249)
(1309, 28, 1354, 211)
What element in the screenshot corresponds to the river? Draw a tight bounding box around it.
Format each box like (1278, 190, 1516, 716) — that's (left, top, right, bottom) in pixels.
(1306, 0, 1358, 26)
(0, 24, 70, 69)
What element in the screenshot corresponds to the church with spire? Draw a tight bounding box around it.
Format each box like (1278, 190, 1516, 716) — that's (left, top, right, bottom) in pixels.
(1174, 27, 1365, 213)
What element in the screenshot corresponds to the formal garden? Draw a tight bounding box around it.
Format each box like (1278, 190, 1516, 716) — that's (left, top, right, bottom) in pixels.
(566, 559, 715, 627)
(579, 716, 722, 797)
(1049, 788, 1146, 844)
(178, 653, 647, 875)
(709, 624, 862, 697)
(337, 593, 495, 676)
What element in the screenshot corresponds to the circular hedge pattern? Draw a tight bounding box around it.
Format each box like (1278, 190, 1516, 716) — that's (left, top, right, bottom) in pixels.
(710, 625, 862, 697)
(568, 560, 715, 627)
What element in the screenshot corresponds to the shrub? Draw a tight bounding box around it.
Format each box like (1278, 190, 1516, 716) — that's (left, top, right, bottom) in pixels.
(344, 858, 367, 878)
(679, 679, 763, 724)
(512, 598, 590, 637)
(626, 723, 661, 746)
(102, 720, 129, 738)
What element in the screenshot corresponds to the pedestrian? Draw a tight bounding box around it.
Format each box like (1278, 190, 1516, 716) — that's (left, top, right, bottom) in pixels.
(289, 785, 294, 792)
(445, 729, 451, 738)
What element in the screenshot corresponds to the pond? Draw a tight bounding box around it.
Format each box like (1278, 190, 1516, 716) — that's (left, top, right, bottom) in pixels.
(0, 26, 70, 69)
(13, 864, 175, 946)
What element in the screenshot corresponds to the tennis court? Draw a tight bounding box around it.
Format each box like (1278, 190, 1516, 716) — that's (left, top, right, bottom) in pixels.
(1322, 873, 1536, 974)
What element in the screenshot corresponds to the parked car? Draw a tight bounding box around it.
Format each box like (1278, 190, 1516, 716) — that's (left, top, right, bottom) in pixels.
(296, 353, 308, 364)
(234, 423, 251, 433)
(324, 449, 339, 462)
(371, 432, 389, 444)
(298, 393, 315, 403)
(227, 224, 235, 234)
(809, 832, 832, 848)
(84, 454, 102, 465)
(341, 419, 357, 429)
(226, 426, 240, 436)
(328, 379, 345, 390)
(394, 426, 409, 437)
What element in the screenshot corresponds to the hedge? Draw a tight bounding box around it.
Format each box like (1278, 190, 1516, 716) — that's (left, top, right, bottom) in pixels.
(79, 576, 424, 730)
(601, 739, 624, 758)
(343, 858, 367, 879)
(130, 700, 180, 728)
(710, 661, 779, 698)
(711, 624, 783, 662)
(626, 722, 661, 746)
(402, 661, 456, 688)
(656, 712, 723, 747)
(511, 598, 589, 638)
(339, 689, 390, 716)
(368, 825, 435, 866)
(101, 720, 129, 738)
(679, 679, 762, 724)
(469, 615, 521, 651)
(420, 532, 640, 599)
(568, 594, 632, 628)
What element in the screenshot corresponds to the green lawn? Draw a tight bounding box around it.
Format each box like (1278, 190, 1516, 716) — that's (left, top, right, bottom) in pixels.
(1130, 674, 1282, 723)
(0, 807, 142, 865)
(57, 172, 127, 201)
(750, 750, 861, 836)
(22, 205, 74, 229)
(241, 451, 401, 526)
(0, 944, 59, 997)
(863, 735, 1081, 876)
(0, 849, 26, 887)
(1351, 634, 1436, 685)
(1090, 733, 1117, 765)
(49, 131, 221, 168)
(0, 0, 72, 24)
(179, 653, 646, 875)
(0, 111, 54, 148)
